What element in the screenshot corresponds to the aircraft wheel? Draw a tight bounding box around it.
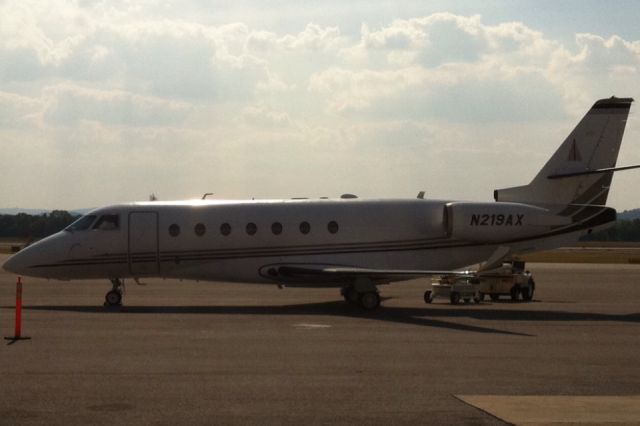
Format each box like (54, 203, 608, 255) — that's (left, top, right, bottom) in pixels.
(473, 296, 481, 304)
(424, 290, 433, 304)
(450, 291, 460, 305)
(347, 287, 360, 304)
(521, 278, 535, 301)
(490, 294, 500, 301)
(359, 291, 380, 310)
(510, 285, 521, 301)
(478, 292, 485, 302)
(341, 286, 349, 302)
(104, 290, 122, 306)
(463, 297, 471, 304)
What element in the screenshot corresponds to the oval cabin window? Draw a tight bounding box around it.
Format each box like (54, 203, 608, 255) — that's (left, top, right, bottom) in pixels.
(220, 223, 231, 236)
(194, 223, 206, 236)
(271, 222, 283, 235)
(169, 224, 180, 237)
(327, 221, 339, 234)
(246, 222, 257, 236)
(299, 221, 311, 234)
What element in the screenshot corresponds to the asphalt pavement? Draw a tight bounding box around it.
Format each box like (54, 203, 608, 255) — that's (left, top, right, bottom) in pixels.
(1, 257, 639, 425)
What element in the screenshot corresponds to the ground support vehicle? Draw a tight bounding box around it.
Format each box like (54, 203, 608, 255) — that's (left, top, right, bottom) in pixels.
(424, 276, 481, 305)
(423, 261, 535, 305)
(477, 261, 535, 302)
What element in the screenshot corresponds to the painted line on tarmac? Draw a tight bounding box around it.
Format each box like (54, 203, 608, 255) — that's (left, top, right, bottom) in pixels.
(456, 394, 640, 425)
(293, 323, 332, 329)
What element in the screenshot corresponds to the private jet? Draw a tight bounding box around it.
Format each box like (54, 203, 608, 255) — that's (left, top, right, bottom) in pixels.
(3, 97, 638, 309)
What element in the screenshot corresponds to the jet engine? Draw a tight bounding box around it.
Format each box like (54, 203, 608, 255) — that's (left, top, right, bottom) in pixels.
(444, 202, 571, 242)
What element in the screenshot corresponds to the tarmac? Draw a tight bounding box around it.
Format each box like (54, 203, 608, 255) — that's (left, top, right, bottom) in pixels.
(1, 255, 640, 425)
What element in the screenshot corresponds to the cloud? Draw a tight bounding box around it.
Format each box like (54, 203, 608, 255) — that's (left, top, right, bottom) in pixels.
(0, 4, 639, 210)
(312, 14, 640, 123)
(0, 91, 43, 127)
(42, 84, 194, 127)
(241, 104, 293, 128)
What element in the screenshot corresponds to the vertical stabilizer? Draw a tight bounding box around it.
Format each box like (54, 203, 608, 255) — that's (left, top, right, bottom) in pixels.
(494, 97, 633, 210)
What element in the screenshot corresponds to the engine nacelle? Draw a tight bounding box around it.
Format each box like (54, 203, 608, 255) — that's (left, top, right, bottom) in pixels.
(444, 202, 571, 242)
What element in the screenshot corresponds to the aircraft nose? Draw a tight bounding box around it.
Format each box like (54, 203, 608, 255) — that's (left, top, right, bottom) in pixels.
(2, 252, 28, 275)
(2, 233, 66, 278)
(2, 232, 75, 279)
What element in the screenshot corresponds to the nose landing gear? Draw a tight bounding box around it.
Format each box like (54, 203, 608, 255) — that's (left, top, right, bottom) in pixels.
(104, 278, 124, 307)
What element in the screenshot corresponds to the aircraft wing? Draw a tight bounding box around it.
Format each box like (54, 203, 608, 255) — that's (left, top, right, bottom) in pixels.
(268, 264, 474, 283)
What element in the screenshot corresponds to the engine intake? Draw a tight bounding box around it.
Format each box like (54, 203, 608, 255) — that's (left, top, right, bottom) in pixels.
(444, 202, 571, 242)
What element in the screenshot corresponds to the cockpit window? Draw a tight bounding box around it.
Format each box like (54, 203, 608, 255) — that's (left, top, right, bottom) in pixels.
(65, 215, 97, 232)
(93, 214, 119, 230)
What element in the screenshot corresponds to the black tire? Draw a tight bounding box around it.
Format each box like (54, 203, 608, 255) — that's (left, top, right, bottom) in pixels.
(521, 278, 535, 301)
(521, 285, 532, 301)
(473, 296, 481, 304)
(450, 291, 460, 305)
(490, 294, 500, 301)
(478, 292, 485, 302)
(510, 285, 521, 301)
(341, 286, 359, 304)
(463, 298, 471, 304)
(359, 292, 381, 310)
(105, 290, 122, 306)
(424, 290, 433, 304)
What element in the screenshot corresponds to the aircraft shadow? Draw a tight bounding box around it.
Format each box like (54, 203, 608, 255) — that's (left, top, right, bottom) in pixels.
(13, 299, 617, 337)
(8, 300, 639, 337)
(419, 306, 640, 323)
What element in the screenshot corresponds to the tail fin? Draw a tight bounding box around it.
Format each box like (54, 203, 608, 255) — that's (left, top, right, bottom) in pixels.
(494, 97, 634, 210)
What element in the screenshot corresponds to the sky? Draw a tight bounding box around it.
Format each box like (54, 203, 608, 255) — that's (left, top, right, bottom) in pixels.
(1, 0, 640, 211)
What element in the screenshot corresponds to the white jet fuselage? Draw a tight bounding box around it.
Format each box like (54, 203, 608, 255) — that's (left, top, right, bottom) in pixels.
(5, 198, 611, 287)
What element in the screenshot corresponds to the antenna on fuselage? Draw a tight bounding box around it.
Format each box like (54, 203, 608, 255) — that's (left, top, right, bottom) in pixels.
(202, 193, 214, 200)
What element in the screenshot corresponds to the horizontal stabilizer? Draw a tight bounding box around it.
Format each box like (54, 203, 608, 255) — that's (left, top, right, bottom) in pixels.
(547, 164, 640, 179)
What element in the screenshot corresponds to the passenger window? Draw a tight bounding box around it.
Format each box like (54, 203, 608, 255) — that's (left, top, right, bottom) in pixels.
(246, 222, 257, 235)
(65, 215, 97, 232)
(299, 221, 311, 234)
(194, 223, 206, 236)
(327, 221, 339, 234)
(271, 222, 283, 235)
(220, 223, 231, 236)
(93, 214, 119, 230)
(169, 224, 180, 237)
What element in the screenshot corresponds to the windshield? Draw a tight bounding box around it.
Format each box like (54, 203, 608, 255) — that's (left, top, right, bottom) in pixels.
(93, 214, 119, 230)
(65, 215, 97, 232)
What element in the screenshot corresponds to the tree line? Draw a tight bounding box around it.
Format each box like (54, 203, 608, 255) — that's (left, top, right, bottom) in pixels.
(0, 210, 639, 241)
(581, 218, 640, 242)
(0, 211, 78, 239)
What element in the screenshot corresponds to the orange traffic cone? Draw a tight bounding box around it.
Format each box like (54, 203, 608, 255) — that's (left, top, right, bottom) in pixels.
(5, 277, 31, 343)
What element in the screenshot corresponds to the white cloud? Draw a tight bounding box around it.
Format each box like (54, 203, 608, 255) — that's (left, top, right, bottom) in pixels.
(312, 14, 640, 125)
(0, 4, 639, 210)
(278, 23, 344, 51)
(0, 91, 43, 127)
(241, 104, 293, 128)
(42, 84, 194, 127)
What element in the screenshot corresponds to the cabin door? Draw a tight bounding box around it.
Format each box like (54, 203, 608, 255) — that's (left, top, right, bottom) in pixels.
(128, 211, 159, 276)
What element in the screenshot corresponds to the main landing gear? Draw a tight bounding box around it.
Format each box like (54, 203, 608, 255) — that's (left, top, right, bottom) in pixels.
(341, 277, 381, 311)
(104, 278, 124, 307)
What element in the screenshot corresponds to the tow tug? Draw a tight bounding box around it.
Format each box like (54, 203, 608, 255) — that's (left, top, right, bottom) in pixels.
(424, 261, 535, 304)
